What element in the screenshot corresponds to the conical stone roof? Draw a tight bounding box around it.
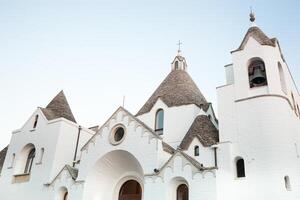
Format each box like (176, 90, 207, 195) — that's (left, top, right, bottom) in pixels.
(136, 70, 207, 116)
(41, 90, 77, 123)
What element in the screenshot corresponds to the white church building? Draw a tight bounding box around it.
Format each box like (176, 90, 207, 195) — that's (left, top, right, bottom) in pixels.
(1, 14, 300, 200)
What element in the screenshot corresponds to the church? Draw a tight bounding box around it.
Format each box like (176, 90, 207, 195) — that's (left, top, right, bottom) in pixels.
(0, 13, 300, 200)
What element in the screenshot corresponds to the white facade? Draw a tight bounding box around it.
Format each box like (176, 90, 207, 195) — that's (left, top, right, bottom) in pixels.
(0, 20, 300, 200)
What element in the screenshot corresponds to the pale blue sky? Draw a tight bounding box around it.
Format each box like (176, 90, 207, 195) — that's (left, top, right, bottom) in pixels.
(0, 0, 300, 149)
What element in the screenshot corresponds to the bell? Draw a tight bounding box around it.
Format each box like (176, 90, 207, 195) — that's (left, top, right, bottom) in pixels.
(250, 68, 266, 85)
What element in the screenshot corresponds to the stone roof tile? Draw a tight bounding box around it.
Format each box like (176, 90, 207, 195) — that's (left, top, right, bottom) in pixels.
(136, 70, 207, 116)
(41, 90, 76, 123)
(180, 115, 219, 149)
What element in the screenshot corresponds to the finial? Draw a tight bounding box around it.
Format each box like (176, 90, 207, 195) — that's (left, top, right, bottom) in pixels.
(250, 7, 255, 22)
(177, 40, 182, 53)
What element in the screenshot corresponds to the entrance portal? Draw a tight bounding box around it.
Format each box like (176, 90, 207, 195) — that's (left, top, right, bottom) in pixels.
(177, 184, 188, 200)
(119, 180, 142, 200)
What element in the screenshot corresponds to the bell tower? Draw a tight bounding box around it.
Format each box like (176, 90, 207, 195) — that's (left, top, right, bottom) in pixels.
(171, 40, 187, 71)
(216, 11, 300, 200)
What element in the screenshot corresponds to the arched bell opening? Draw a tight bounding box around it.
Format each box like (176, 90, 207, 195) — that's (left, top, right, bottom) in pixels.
(248, 58, 268, 88)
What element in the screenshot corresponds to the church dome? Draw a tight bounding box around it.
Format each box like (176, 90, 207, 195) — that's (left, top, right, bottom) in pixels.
(136, 69, 207, 116)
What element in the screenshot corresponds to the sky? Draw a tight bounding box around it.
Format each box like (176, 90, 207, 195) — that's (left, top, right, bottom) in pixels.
(0, 0, 300, 149)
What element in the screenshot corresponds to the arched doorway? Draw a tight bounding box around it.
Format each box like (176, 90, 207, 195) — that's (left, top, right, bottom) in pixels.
(63, 192, 68, 200)
(119, 180, 142, 200)
(83, 150, 144, 200)
(177, 184, 188, 200)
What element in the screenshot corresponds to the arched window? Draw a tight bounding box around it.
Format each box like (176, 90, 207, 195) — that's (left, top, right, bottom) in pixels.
(33, 115, 39, 129)
(278, 62, 287, 94)
(236, 158, 245, 178)
(10, 153, 15, 168)
(24, 148, 35, 174)
(38, 148, 44, 164)
(155, 109, 164, 135)
(291, 93, 297, 116)
(194, 146, 199, 156)
(177, 184, 188, 200)
(175, 61, 179, 70)
(248, 58, 268, 88)
(284, 176, 291, 191)
(63, 192, 68, 200)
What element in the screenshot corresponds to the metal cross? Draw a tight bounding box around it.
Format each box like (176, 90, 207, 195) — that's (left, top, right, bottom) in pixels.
(177, 40, 182, 52)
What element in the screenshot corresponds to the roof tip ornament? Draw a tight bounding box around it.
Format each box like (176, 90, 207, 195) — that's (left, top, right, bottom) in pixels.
(177, 40, 182, 54)
(249, 7, 257, 27)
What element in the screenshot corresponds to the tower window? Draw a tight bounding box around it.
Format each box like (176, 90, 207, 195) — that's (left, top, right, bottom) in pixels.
(291, 93, 297, 116)
(24, 148, 36, 174)
(194, 146, 199, 156)
(175, 61, 179, 70)
(38, 148, 45, 164)
(155, 109, 164, 135)
(278, 62, 287, 94)
(248, 59, 268, 88)
(33, 115, 39, 129)
(10, 153, 15, 168)
(284, 176, 291, 191)
(236, 158, 245, 178)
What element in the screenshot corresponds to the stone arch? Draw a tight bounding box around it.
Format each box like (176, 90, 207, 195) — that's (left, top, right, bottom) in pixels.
(55, 187, 68, 200)
(83, 150, 144, 200)
(14, 143, 36, 175)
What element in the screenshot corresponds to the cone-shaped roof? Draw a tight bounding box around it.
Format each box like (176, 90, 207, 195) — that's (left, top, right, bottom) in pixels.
(41, 90, 77, 123)
(233, 26, 276, 52)
(136, 70, 207, 116)
(180, 115, 219, 149)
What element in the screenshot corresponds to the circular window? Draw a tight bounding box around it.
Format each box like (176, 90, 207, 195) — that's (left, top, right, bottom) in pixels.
(114, 127, 125, 142)
(110, 125, 126, 145)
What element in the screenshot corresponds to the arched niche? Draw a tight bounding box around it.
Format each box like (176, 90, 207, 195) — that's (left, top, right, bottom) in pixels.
(55, 187, 68, 200)
(14, 143, 36, 175)
(83, 150, 144, 200)
(168, 177, 189, 200)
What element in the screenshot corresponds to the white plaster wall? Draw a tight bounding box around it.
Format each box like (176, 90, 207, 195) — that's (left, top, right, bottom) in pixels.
(216, 34, 300, 200)
(185, 138, 215, 167)
(137, 99, 204, 148)
(144, 154, 217, 200)
(0, 108, 92, 200)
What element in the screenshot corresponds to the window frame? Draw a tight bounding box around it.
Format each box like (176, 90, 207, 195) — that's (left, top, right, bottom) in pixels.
(194, 146, 199, 157)
(155, 109, 164, 135)
(236, 157, 246, 178)
(24, 148, 36, 174)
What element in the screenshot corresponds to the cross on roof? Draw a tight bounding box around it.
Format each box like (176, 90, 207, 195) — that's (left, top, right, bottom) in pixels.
(177, 40, 182, 53)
